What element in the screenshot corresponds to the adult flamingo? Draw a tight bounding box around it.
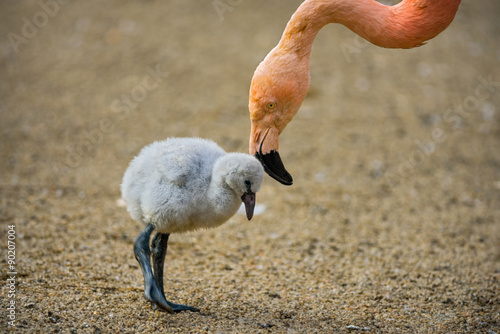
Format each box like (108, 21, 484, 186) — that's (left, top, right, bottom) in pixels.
(249, 0, 461, 185)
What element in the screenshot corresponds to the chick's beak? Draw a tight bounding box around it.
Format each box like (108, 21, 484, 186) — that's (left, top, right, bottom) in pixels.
(241, 192, 256, 220)
(250, 125, 293, 186)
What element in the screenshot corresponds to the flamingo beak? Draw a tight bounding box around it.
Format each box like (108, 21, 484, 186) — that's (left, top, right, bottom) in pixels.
(257, 150, 293, 186)
(241, 191, 256, 220)
(252, 127, 293, 186)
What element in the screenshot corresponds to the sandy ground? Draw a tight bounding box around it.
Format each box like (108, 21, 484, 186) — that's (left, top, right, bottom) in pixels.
(1, 0, 499, 333)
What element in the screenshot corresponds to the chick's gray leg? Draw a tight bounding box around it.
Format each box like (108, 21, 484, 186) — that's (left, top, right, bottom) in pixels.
(151, 232, 199, 312)
(134, 223, 173, 313)
(151, 232, 169, 297)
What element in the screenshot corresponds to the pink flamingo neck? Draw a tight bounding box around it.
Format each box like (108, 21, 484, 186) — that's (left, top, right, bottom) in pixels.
(276, 0, 461, 59)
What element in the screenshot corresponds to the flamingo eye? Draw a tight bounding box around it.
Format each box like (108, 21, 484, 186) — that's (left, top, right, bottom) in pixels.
(267, 102, 276, 110)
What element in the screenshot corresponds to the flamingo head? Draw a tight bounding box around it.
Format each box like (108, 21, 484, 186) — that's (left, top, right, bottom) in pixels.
(248, 51, 309, 185)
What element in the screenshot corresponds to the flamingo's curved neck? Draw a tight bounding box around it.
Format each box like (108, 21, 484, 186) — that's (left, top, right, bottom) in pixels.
(276, 0, 461, 57)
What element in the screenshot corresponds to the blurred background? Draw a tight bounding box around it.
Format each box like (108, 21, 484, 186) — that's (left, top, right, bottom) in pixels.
(1, 0, 499, 332)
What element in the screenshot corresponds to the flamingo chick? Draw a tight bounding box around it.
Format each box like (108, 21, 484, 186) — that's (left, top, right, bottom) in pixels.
(121, 137, 264, 312)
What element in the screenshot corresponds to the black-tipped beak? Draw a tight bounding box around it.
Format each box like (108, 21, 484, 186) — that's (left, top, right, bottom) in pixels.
(241, 192, 256, 220)
(255, 150, 293, 186)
